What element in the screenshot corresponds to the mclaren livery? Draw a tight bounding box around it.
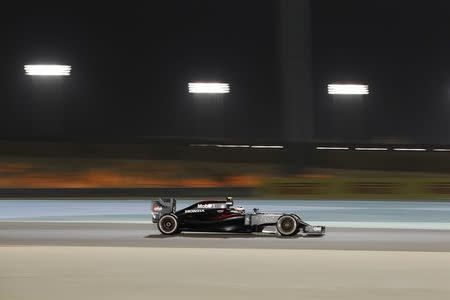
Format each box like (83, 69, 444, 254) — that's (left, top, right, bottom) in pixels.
(151, 197, 325, 237)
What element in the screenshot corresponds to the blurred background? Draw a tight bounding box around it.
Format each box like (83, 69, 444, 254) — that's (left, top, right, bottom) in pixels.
(2, 0, 450, 199)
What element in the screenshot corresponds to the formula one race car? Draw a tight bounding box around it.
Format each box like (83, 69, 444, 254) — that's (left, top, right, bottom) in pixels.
(151, 197, 325, 237)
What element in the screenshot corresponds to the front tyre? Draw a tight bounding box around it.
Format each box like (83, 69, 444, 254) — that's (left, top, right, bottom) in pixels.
(157, 214, 179, 235)
(276, 215, 299, 236)
(292, 214, 303, 234)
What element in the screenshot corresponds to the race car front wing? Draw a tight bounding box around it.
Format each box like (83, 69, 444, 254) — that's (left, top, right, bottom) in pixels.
(303, 225, 326, 235)
(246, 213, 325, 236)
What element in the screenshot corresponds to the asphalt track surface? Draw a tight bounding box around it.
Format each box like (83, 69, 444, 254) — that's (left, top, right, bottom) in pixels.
(2, 200, 449, 300)
(2, 247, 450, 300)
(1, 222, 450, 252)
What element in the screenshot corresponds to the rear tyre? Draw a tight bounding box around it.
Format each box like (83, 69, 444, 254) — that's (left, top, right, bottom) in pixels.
(157, 214, 179, 235)
(276, 215, 299, 236)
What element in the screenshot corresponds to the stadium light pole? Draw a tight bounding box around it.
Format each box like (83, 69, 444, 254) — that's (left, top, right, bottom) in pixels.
(188, 82, 230, 139)
(327, 83, 370, 141)
(24, 64, 72, 136)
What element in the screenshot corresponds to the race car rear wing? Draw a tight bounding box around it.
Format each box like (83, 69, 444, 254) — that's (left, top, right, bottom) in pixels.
(151, 198, 176, 222)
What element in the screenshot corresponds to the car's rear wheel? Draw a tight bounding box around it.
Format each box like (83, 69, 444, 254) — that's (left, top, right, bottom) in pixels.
(276, 215, 299, 236)
(157, 214, 179, 235)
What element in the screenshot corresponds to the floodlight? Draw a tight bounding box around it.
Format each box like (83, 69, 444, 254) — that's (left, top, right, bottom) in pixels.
(188, 83, 230, 94)
(328, 84, 369, 95)
(24, 65, 71, 76)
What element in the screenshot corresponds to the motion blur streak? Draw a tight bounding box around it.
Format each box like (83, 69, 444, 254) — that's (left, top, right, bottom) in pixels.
(355, 147, 388, 151)
(2, 200, 450, 230)
(251, 145, 284, 149)
(393, 148, 427, 152)
(188, 144, 284, 149)
(316, 146, 349, 150)
(216, 144, 250, 148)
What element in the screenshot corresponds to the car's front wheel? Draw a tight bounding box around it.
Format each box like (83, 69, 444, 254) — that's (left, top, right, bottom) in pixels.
(276, 215, 299, 236)
(157, 214, 179, 235)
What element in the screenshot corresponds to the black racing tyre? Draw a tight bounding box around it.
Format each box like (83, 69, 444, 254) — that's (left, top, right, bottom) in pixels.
(292, 215, 302, 234)
(276, 215, 299, 236)
(157, 214, 179, 235)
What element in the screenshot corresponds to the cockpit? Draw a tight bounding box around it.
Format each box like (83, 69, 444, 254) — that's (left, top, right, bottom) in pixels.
(225, 197, 245, 214)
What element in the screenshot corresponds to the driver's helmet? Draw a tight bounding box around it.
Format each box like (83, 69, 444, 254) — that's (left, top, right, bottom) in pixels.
(225, 196, 233, 206)
(232, 205, 245, 213)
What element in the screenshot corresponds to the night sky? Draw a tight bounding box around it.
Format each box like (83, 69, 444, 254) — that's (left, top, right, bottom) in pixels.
(313, 0, 450, 143)
(1, 1, 450, 143)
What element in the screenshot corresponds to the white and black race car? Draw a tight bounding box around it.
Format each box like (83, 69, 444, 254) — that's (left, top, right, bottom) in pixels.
(152, 197, 325, 237)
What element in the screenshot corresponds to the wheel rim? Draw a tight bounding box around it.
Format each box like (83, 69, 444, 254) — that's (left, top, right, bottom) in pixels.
(160, 216, 177, 234)
(282, 219, 294, 231)
(277, 216, 297, 235)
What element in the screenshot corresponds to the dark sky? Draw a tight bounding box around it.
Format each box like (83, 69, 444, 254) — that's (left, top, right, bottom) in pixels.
(312, 0, 450, 143)
(0, 2, 279, 139)
(2, 1, 450, 143)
